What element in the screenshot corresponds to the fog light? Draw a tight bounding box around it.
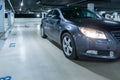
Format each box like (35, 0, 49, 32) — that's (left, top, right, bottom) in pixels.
(110, 51, 114, 57)
(86, 50, 98, 55)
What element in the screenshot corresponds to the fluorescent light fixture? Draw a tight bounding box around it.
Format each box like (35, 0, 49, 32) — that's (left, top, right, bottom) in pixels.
(20, 2, 23, 6)
(36, 1, 41, 4)
(36, 14, 40, 17)
(19, 8, 22, 11)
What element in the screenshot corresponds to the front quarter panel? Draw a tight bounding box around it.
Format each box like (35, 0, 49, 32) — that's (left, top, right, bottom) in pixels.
(59, 20, 80, 44)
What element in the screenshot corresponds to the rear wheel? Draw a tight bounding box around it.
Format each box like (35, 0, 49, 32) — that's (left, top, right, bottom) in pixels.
(40, 24, 47, 38)
(62, 33, 77, 59)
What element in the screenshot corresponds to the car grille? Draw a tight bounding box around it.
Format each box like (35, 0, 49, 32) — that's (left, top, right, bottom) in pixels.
(111, 31, 120, 41)
(98, 50, 110, 56)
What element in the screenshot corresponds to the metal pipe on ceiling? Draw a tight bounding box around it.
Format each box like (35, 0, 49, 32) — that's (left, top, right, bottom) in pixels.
(7, 0, 15, 13)
(66, 0, 87, 7)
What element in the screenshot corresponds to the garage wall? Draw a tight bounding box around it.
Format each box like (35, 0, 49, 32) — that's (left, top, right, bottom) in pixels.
(14, 18, 42, 26)
(15, 18, 41, 23)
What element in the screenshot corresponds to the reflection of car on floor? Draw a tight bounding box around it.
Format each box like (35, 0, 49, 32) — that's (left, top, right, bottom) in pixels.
(40, 7, 120, 60)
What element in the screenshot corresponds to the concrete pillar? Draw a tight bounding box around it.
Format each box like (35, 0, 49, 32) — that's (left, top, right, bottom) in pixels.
(87, 3, 94, 12)
(4, 10, 14, 39)
(42, 12, 46, 19)
(0, 0, 5, 33)
(8, 10, 14, 28)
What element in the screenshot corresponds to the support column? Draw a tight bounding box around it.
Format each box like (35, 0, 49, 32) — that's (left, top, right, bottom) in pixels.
(8, 10, 14, 28)
(42, 12, 46, 19)
(4, 10, 14, 39)
(87, 3, 94, 12)
(0, 0, 5, 33)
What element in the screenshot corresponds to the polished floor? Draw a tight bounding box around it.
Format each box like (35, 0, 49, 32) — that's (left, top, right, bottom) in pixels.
(0, 23, 120, 80)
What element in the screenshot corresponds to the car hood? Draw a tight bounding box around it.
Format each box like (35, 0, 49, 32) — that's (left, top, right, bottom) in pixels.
(68, 18, 120, 31)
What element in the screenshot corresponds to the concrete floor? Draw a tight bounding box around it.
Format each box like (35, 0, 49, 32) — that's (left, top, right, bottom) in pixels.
(0, 23, 120, 80)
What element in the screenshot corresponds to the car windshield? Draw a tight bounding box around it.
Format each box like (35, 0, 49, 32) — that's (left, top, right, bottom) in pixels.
(61, 8, 100, 19)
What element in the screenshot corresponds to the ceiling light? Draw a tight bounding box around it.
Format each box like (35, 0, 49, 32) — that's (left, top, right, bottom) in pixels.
(36, 1, 41, 4)
(19, 8, 22, 11)
(20, 2, 23, 6)
(36, 14, 40, 17)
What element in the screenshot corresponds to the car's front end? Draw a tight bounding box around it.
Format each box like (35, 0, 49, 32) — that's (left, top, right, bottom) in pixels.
(60, 7, 120, 59)
(74, 20, 120, 59)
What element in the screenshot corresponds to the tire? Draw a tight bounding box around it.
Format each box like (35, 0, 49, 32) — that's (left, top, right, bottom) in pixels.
(40, 24, 47, 38)
(62, 33, 77, 59)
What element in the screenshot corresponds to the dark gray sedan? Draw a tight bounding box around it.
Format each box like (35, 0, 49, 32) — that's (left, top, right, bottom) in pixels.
(40, 7, 120, 60)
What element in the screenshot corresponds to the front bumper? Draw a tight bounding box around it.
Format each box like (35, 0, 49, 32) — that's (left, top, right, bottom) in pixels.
(75, 34, 120, 59)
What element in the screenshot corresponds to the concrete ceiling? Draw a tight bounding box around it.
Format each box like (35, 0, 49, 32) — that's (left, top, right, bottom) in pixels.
(5, 0, 120, 14)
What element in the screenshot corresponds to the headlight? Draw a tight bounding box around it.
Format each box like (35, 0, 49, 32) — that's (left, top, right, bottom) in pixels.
(80, 27, 107, 39)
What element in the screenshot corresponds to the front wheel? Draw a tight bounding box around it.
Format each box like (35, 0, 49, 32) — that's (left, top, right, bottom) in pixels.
(62, 33, 77, 59)
(40, 24, 47, 38)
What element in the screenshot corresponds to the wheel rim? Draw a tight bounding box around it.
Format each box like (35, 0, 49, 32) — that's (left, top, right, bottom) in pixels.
(40, 27, 44, 36)
(62, 36, 73, 56)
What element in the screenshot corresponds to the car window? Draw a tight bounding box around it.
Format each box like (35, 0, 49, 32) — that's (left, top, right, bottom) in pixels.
(62, 9, 83, 19)
(52, 10, 60, 19)
(61, 8, 99, 19)
(46, 10, 53, 17)
(81, 9, 98, 18)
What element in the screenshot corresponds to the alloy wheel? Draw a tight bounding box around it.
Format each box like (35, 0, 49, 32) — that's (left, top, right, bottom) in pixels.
(62, 35, 73, 56)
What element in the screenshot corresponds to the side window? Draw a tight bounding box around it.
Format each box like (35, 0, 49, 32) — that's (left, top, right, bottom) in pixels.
(82, 10, 98, 18)
(46, 10, 53, 17)
(52, 10, 60, 18)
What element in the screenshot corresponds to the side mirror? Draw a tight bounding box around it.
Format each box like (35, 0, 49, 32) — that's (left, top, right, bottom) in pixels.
(52, 15, 60, 19)
(48, 14, 53, 17)
(51, 15, 56, 18)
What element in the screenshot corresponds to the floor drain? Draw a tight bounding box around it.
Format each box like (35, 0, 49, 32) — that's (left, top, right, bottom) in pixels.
(9, 43, 16, 48)
(12, 33, 16, 36)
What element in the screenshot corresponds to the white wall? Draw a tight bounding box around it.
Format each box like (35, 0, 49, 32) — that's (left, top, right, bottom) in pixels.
(14, 18, 42, 26)
(15, 18, 41, 23)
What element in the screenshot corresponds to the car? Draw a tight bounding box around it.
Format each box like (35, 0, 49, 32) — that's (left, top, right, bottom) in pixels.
(40, 7, 120, 60)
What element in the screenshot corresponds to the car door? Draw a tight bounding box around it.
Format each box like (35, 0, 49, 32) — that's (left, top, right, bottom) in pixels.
(43, 10, 54, 37)
(49, 10, 61, 41)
